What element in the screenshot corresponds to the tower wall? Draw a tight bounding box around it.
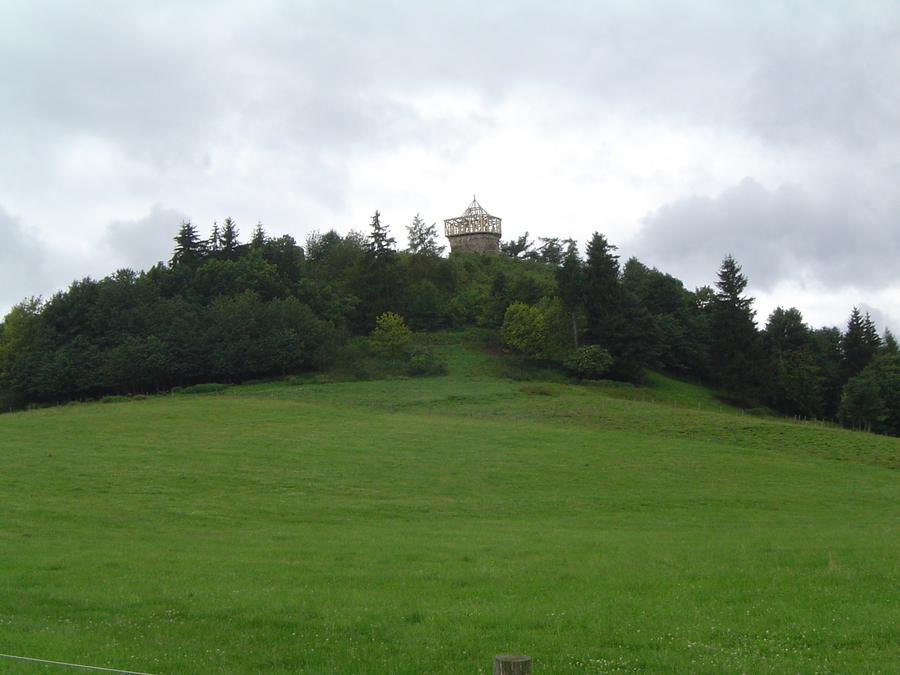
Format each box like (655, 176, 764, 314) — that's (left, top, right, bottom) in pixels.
(447, 232, 501, 255)
(444, 198, 502, 255)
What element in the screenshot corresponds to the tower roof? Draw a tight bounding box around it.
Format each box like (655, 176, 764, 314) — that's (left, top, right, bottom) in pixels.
(462, 197, 492, 220)
(444, 196, 502, 237)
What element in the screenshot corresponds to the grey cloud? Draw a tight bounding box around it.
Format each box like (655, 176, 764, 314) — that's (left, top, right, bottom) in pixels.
(5, 1, 896, 169)
(741, 7, 900, 154)
(215, 0, 900, 178)
(5, 2, 897, 147)
(101, 204, 188, 271)
(630, 177, 900, 293)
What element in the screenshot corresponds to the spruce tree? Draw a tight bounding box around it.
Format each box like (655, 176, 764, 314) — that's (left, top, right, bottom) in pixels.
(250, 222, 267, 249)
(709, 255, 761, 404)
(841, 307, 881, 380)
(763, 307, 822, 417)
(500, 233, 533, 258)
(555, 240, 583, 349)
(406, 214, 444, 256)
(882, 328, 899, 355)
(208, 222, 221, 253)
(582, 232, 651, 381)
(583, 233, 619, 328)
(531, 237, 564, 265)
(810, 326, 844, 419)
(357, 211, 399, 328)
(367, 211, 396, 259)
(220, 218, 240, 260)
(763, 307, 809, 361)
(171, 221, 206, 268)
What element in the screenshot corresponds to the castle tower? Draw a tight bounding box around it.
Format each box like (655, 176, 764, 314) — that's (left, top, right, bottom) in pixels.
(444, 197, 502, 255)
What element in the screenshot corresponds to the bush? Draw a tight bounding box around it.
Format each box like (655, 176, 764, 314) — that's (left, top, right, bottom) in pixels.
(582, 379, 635, 389)
(370, 312, 413, 357)
(179, 383, 230, 395)
(520, 383, 555, 396)
(565, 345, 613, 380)
(500, 302, 547, 357)
(405, 345, 448, 377)
(745, 406, 776, 417)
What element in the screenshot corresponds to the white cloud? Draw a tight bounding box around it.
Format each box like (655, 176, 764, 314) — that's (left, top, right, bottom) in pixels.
(0, 0, 899, 332)
(0, 206, 48, 312)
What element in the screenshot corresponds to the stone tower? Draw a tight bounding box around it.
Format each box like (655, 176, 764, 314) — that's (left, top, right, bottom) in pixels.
(444, 197, 501, 255)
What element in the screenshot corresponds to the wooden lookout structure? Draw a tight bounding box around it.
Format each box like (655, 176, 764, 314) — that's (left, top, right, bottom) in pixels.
(444, 197, 502, 255)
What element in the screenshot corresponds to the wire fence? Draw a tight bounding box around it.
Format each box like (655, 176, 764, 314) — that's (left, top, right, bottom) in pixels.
(0, 653, 160, 675)
(1, 651, 533, 674)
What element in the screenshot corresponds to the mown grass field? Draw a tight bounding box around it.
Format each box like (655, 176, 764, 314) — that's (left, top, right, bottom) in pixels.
(2, 341, 900, 674)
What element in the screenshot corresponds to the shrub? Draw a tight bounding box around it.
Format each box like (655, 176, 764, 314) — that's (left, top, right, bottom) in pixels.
(565, 345, 613, 380)
(370, 312, 413, 357)
(582, 379, 635, 389)
(405, 345, 448, 377)
(520, 383, 555, 396)
(180, 383, 230, 395)
(500, 302, 547, 357)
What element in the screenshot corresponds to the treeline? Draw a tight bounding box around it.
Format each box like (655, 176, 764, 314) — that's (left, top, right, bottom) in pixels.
(0, 215, 555, 407)
(1, 213, 898, 436)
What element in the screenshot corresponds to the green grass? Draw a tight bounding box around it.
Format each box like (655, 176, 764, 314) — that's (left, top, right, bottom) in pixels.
(2, 343, 900, 674)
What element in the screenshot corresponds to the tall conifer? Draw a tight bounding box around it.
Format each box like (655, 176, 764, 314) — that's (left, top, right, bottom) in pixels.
(709, 255, 761, 403)
(582, 232, 651, 381)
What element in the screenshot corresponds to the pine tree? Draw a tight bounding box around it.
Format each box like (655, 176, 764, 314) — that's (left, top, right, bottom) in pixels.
(500, 232, 533, 258)
(762, 307, 822, 417)
(582, 232, 651, 381)
(171, 221, 206, 268)
(882, 328, 899, 355)
(583, 233, 619, 326)
(406, 214, 445, 256)
(367, 211, 396, 259)
(531, 237, 566, 265)
(810, 326, 844, 419)
(555, 240, 583, 349)
(250, 222, 267, 249)
(709, 255, 761, 403)
(763, 307, 809, 361)
(207, 222, 221, 253)
(841, 307, 880, 380)
(220, 218, 240, 260)
(357, 211, 399, 329)
(862, 312, 882, 351)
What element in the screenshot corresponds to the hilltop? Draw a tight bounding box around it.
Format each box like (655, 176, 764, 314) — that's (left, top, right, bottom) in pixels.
(3, 217, 900, 437)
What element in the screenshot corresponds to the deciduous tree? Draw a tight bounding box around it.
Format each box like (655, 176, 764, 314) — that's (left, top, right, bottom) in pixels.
(500, 302, 547, 357)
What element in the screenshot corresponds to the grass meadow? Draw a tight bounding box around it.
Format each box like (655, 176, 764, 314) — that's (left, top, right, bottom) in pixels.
(2, 341, 900, 674)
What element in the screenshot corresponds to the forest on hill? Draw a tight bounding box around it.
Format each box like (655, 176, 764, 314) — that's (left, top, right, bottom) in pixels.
(1, 213, 899, 436)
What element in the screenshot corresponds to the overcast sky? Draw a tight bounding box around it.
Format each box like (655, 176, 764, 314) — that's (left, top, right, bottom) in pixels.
(2, 0, 899, 332)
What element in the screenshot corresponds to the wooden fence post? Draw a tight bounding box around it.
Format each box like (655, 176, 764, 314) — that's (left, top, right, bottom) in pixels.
(493, 654, 531, 675)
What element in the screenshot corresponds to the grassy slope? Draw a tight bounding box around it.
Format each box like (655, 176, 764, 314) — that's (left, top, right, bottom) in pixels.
(2, 342, 900, 674)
